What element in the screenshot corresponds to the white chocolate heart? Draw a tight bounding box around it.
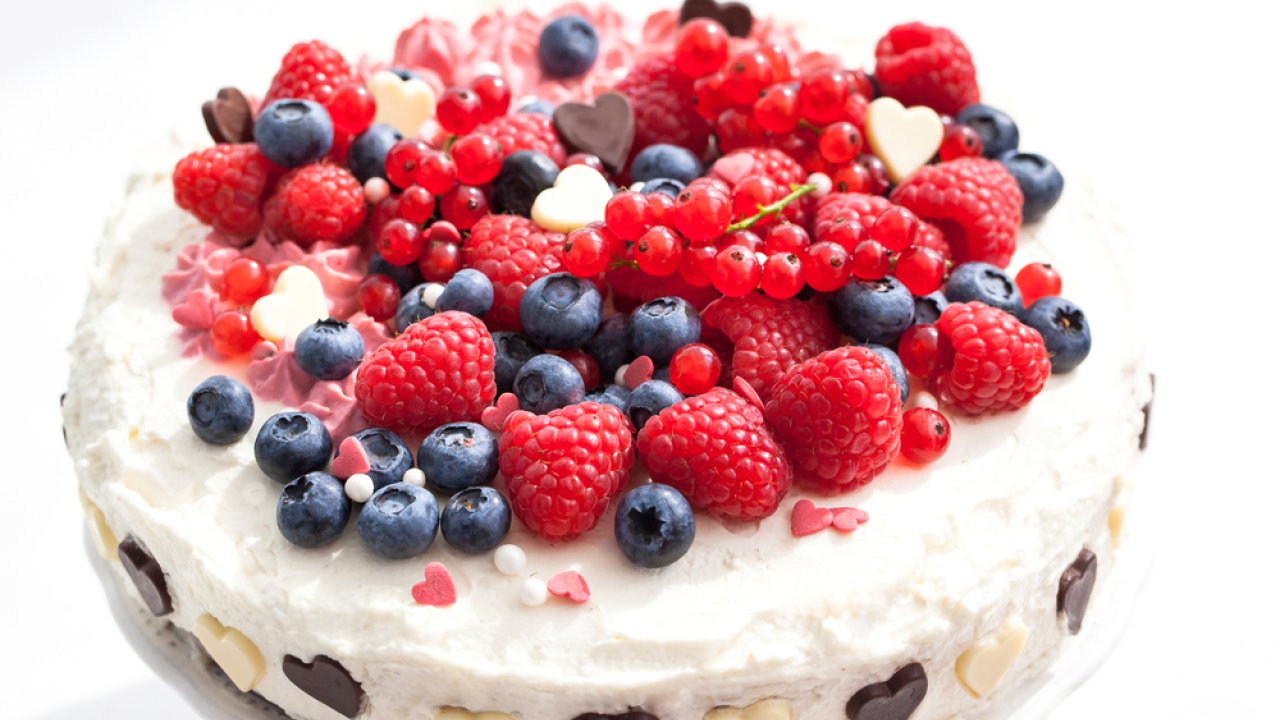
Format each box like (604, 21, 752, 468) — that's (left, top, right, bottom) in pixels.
(866, 97, 945, 184)
(704, 698, 792, 720)
(955, 617, 1028, 698)
(530, 164, 612, 233)
(368, 70, 436, 137)
(79, 489, 118, 561)
(435, 708, 513, 720)
(194, 614, 266, 692)
(250, 265, 328, 343)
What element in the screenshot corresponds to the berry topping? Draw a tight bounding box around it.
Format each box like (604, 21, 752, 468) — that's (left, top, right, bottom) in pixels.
(539, 15, 600, 78)
(417, 422, 499, 495)
(500, 402, 634, 542)
(890, 157, 1023, 267)
(254, 100, 334, 169)
(513, 353, 585, 414)
(614, 483, 696, 569)
(441, 487, 512, 554)
(264, 163, 367, 245)
(1019, 296, 1092, 373)
(929, 301, 1051, 415)
(874, 23, 979, 116)
(254, 411, 334, 483)
(357, 483, 439, 559)
(277, 472, 351, 548)
(765, 346, 904, 493)
(187, 376, 255, 445)
(294, 319, 365, 381)
(701, 294, 839, 401)
(172, 143, 277, 241)
(264, 40, 356, 107)
(900, 407, 951, 464)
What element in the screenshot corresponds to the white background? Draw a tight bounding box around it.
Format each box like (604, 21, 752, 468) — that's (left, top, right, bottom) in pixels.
(0, 0, 1276, 717)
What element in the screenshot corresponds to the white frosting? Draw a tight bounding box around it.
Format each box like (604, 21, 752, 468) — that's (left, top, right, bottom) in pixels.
(63, 9, 1151, 720)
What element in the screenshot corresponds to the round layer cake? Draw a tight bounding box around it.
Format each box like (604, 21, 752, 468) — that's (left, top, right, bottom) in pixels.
(64, 3, 1152, 720)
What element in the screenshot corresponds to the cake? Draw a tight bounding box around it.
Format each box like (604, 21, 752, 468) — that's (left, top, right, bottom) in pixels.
(63, 2, 1154, 719)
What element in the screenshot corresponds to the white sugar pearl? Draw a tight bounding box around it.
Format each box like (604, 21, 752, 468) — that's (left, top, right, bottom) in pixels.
(909, 391, 939, 411)
(345, 474, 375, 503)
(808, 172, 833, 199)
(494, 545, 527, 576)
(473, 61, 503, 79)
(421, 283, 446, 310)
(402, 468, 426, 488)
(615, 364, 630, 387)
(629, 181, 646, 192)
(520, 577, 548, 607)
(364, 177, 391, 204)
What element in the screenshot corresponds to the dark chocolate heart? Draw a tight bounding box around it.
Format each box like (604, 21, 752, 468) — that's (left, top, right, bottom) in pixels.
(117, 535, 173, 617)
(283, 655, 365, 719)
(553, 92, 635, 173)
(846, 662, 928, 720)
(202, 87, 254, 144)
(679, 0, 755, 37)
(1057, 549, 1098, 635)
(573, 710, 660, 720)
(1139, 372, 1155, 450)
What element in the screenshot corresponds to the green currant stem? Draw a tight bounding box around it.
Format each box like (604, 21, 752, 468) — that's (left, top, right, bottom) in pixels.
(442, 135, 458, 153)
(726, 182, 818, 232)
(608, 258, 639, 271)
(798, 119, 822, 135)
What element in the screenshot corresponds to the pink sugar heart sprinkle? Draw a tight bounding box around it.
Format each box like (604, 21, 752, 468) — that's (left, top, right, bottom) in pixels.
(330, 436, 372, 479)
(411, 562, 457, 606)
(831, 507, 870, 532)
(790, 499, 834, 537)
(711, 152, 757, 186)
(482, 393, 521, 432)
(623, 356, 655, 390)
(547, 570, 590, 603)
(733, 376, 764, 411)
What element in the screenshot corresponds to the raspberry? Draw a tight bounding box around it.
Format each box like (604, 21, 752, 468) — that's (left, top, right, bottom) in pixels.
(500, 402, 634, 542)
(461, 214, 565, 330)
(764, 346, 903, 493)
(264, 40, 356, 107)
(701, 295, 839, 401)
(615, 54, 712, 158)
(874, 23, 979, 116)
(637, 387, 792, 522)
(354, 311, 496, 432)
(263, 163, 367, 245)
(890, 158, 1023, 267)
(929, 301, 1050, 415)
(473, 112, 568, 166)
(172, 144, 278, 241)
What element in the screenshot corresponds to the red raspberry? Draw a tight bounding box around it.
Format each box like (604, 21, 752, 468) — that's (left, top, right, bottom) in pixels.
(874, 23, 979, 116)
(701, 295, 839, 402)
(461, 214, 565, 330)
(930, 301, 1051, 415)
(172, 143, 278, 241)
(264, 40, 357, 107)
(765, 346, 903, 493)
(263, 163, 367, 245)
(890, 158, 1022, 267)
(354, 311, 496, 432)
(615, 54, 712, 158)
(637, 387, 792, 522)
(473, 112, 568, 166)
(500, 402, 634, 542)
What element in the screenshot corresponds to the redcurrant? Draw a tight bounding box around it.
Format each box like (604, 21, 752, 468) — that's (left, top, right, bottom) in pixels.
(722, 50, 772, 105)
(635, 226, 683, 277)
(357, 274, 401, 321)
(938, 123, 984, 161)
(210, 310, 260, 357)
(470, 74, 512, 121)
(869, 206, 918, 252)
(451, 133, 503, 185)
(325, 82, 376, 135)
(692, 72, 731, 121)
(829, 163, 871, 194)
(850, 240, 889, 280)
(669, 343, 722, 395)
(564, 224, 618, 277)
(385, 139, 430, 189)
(678, 243, 718, 287)
(732, 175, 782, 223)
(674, 18, 730, 79)
(418, 239, 462, 282)
(753, 84, 800, 134)
(398, 186, 436, 225)
(565, 152, 606, 174)
(798, 70, 851, 124)
(857, 154, 890, 196)
(900, 407, 951, 464)
(1015, 262, 1063, 306)
(894, 247, 946, 296)
(604, 191, 654, 241)
(818, 121, 863, 164)
(439, 185, 489, 230)
(898, 324, 942, 377)
(765, 223, 811, 254)
(378, 219, 425, 265)
(221, 257, 268, 306)
(761, 252, 805, 299)
(414, 150, 458, 195)
(802, 241, 850, 292)
(556, 349, 601, 390)
(713, 244, 762, 297)
(673, 184, 732, 244)
(437, 87, 484, 135)
(714, 107, 765, 152)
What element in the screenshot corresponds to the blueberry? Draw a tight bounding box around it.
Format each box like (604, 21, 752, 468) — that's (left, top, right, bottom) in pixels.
(624, 380, 684, 432)
(277, 472, 350, 548)
(630, 144, 703, 185)
(956, 103, 1019, 159)
(395, 283, 437, 333)
(999, 151, 1064, 223)
(513, 354, 585, 414)
(441, 487, 512, 554)
(357, 483, 439, 559)
(628, 297, 701, 365)
(585, 314, 633, 382)
(368, 250, 423, 294)
(348, 123, 403, 185)
(614, 483, 695, 569)
(518, 99, 556, 116)
(187, 375, 254, 445)
(254, 99, 334, 168)
(652, 365, 672, 384)
(294, 319, 365, 381)
(254, 412, 333, 483)
(863, 344, 909, 404)
(586, 383, 631, 412)
(491, 151, 560, 218)
(829, 277, 915, 345)
(345, 427, 414, 491)
(387, 67, 421, 82)
(639, 178, 686, 198)
(492, 331, 541, 394)
(520, 272, 602, 350)
(538, 15, 599, 78)
(1019, 297, 1092, 373)
(913, 291, 949, 326)
(945, 262, 1023, 313)
(417, 422, 499, 494)
(437, 268, 494, 318)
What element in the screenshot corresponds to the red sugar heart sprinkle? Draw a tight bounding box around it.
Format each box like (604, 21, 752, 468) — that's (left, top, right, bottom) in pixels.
(733, 376, 764, 411)
(831, 507, 870, 532)
(330, 436, 371, 479)
(411, 562, 457, 606)
(547, 570, 590, 603)
(790, 499, 834, 537)
(482, 392, 521, 432)
(623, 356, 655, 390)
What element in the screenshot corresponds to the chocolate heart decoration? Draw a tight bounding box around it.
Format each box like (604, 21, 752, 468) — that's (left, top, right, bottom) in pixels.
(202, 87, 254, 144)
(117, 535, 173, 617)
(283, 654, 365, 719)
(846, 663, 928, 720)
(573, 711, 660, 720)
(679, 0, 754, 37)
(1140, 372, 1155, 450)
(553, 92, 635, 173)
(1057, 549, 1098, 634)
